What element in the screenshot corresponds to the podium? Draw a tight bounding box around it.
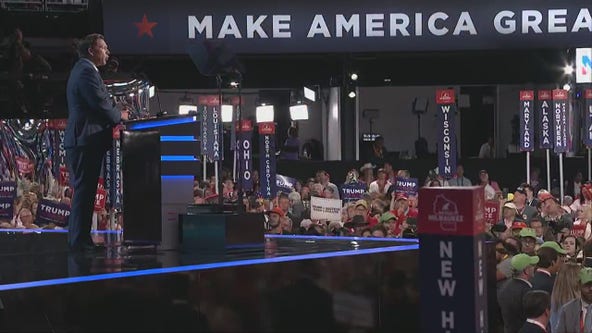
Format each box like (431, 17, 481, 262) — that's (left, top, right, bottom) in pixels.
(121, 130, 161, 244)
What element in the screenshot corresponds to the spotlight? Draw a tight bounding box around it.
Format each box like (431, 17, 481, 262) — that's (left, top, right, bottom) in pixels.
(256, 104, 275, 123)
(221, 104, 233, 123)
(149, 86, 155, 98)
(563, 83, 572, 91)
(289, 104, 309, 121)
(229, 81, 239, 88)
(178, 94, 196, 115)
(350, 73, 359, 81)
(348, 91, 356, 98)
(563, 64, 574, 75)
(303, 86, 316, 102)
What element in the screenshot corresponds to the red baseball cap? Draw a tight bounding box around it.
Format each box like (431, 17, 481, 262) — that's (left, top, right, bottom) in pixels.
(265, 207, 285, 217)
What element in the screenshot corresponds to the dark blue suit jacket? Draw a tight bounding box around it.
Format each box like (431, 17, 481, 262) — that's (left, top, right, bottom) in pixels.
(65, 58, 121, 149)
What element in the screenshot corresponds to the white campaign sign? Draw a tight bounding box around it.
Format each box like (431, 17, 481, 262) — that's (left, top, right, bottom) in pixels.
(310, 196, 343, 221)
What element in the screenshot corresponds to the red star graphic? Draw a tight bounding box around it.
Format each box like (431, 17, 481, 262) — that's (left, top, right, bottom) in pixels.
(134, 14, 158, 38)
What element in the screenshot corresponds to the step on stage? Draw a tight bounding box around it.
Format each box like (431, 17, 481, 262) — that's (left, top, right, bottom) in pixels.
(0, 229, 419, 332)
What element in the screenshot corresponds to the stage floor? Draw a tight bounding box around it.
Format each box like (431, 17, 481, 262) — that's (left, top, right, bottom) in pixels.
(0, 230, 418, 291)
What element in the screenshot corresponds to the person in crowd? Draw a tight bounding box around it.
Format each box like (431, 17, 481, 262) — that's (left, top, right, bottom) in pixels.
(222, 177, 237, 202)
(11, 207, 39, 229)
(380, 212, 396, 237)
(512, 222, 529, 238)
(498, 253, 540, 333)
(478, 136, 495, 159)
(514, 184, 539, 225)
(344, 215, 370, 236)
(368, 168, 391, 196)
(561, 235, 583, 262)
(540, 192, 573, 240)
(447, 164, 472, 187)
(383, 161, 396, 184)
(369, 136, 387, 166)
(64, 34, 129, 251)
(550, 262, 582, 330)
(371, 224, 388, 238)
(520, 228, 538, 256)
(497, 238, 521, 284)
(265, 207, 285, 234)
(573, 205, 592, 240)
(389, 194, 411, 237)
(530, 241, 566, 294)
(571, 182, 592, 214)
(566, 171, 584, 201)
(359, 163, 375, 184)
(352, 199, 378, 228)
(316, 170, 339, 200)
(523, 183, 539, 208)
(555, 267, 592, 333)
(280, 126, 300, 160)
(498, 202, 518, 239)
(530, 217, 554, 245)
(562, 196, 574, 216)
(519, 290, 551, 333)
(479, 170, 501, 200)
(529, 168, 544, 195)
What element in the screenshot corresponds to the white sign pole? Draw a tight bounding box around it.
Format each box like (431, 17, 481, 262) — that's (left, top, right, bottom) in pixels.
(559, 153, 564, 204)
(526, 151, 531, 187)
(546, 149, 551, 190)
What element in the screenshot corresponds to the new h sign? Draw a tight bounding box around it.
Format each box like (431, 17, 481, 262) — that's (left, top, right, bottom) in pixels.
(576, 48, 592, 83)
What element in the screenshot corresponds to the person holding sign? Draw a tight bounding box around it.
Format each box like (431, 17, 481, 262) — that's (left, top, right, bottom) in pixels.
(65, 34, 129, 252)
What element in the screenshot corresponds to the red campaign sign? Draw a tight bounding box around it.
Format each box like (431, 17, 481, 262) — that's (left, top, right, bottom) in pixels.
(520, 90, 534, 101)
(586, 89, 592, 99)
(258, 122, 275, 135)
(553, 89, 568, 100)
(572, 224, 586, 238)
(94, 188, 107, 211)
(484, 200, 500, 223)
(538, 90, 552, 100)
(236, 119, 253, 132)
(59, 166, 69, 186)
(15, 156, 34, 175)
(436, 89, 455, 104)
(197, 95, 219, 106)
(47, 119, 68, 130)
(418, 186, 485, 236)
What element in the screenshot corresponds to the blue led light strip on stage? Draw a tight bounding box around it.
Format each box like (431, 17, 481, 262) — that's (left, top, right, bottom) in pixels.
(160, 136, 197, 142)
(267, 234, 419, 243)
(0, 244, 418, 291)
(160, 155, 198, 162)
(126, 116, 197, 130)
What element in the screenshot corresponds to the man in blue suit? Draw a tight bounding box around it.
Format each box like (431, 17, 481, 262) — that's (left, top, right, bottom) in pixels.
(65, 34, 128, 251)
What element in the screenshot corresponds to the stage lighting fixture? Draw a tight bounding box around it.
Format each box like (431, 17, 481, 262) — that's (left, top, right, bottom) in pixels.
(348, 91, 357, 98)
(149, 86, 155, 98)
(563, 83, 572, 91)
(256, 104, 275, 123)
(221, 104, 233, 123)
(178, 94, 196, 115)
(289, 104, 309, 121)
(229, 81, 239, 88)
(563, 64, 574, 75)
(350, 73, 359, 81)
(303, 86, 316, 102)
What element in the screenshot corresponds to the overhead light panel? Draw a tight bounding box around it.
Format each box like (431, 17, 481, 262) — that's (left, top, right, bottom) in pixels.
(221, 104, 233, 123)
(256, 104, 275, 123)
(289, 104, 309, 121)
(303, 86, 316, 102)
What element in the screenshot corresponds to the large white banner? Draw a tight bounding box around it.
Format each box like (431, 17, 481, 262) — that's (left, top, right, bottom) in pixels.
(310, 196, 343, 221)
(576, 48, 592, 84)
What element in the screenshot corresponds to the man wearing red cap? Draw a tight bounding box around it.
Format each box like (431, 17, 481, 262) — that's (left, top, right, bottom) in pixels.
(539, 192, 573, 239)
(265, 207, 286, 235)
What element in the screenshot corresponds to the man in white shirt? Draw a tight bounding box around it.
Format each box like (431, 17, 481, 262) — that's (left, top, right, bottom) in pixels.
(479, 137, 495, 159)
